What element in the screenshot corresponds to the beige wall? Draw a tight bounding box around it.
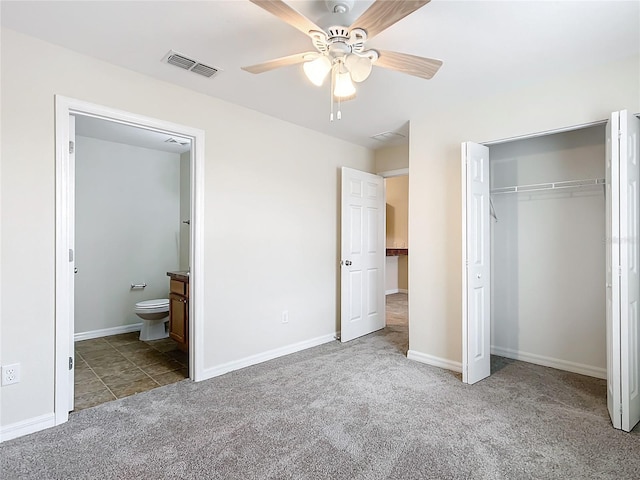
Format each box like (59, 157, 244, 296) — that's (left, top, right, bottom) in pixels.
(385, 176, 409, 293)
(398, 256, 408, 291)
(375, 145, 409, 173)
(408, 54, 640, 364)
(0, 29, 374, 428)
(385, 176, 408, 249)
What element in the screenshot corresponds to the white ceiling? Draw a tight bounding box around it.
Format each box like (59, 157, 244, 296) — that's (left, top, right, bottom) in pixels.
(2, 1, 639, 149)
(75, 115, 192, 154)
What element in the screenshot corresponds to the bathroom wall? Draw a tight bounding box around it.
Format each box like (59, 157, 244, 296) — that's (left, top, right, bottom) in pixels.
(74, 135, 181, 335)
(179, 151, 190, 271)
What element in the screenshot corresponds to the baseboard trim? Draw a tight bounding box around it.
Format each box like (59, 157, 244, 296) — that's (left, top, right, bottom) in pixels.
(385, 289, 408, 295)
(491, 346, 606, 379)
(201, 333, 337, 381)
(74, 323, 143, 342)
(0, 413, 55, 443)
(407, 350, 462, 373)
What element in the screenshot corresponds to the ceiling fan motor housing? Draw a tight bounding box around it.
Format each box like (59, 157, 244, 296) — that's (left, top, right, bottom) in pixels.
(325, 0, 354, 14)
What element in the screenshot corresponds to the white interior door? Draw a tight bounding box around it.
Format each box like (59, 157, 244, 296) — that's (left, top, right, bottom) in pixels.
(462, 142, 491, 384)
(606, 112, 622, 429)
(620, 110, 640, 432)
(340, 167, 385, 342)
(68, 114, 76, 411)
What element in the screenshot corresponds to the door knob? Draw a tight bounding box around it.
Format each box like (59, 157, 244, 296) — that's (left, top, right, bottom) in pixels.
(345, 260, 352, 266)
(74, 267, 78, 274)
(476, 273, 481, 279)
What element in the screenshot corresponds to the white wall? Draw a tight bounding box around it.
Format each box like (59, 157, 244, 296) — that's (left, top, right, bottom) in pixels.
(179, 151, 190, 271)
(75, 136, 181, 335)
(0, 29, 374, 428)
(408, 53, 639, 366)
(385, 256, 399, 294)
(490, 126, 605, 374)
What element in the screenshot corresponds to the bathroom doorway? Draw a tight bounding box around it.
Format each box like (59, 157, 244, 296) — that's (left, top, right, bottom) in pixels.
(54, 96, 205, 426)
(72, 116, 191, 410)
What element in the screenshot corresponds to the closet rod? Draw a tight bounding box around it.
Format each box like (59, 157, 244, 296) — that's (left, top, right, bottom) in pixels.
(491, 178, 604, 195)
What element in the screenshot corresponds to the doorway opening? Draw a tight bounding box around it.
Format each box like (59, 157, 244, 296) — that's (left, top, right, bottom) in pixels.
(55, 96, 205, 426)
(383, 173, 409, 355)
(72, 116, 192, 410)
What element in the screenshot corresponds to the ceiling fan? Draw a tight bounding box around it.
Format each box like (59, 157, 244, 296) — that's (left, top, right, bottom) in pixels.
(242, 0, 442, 120)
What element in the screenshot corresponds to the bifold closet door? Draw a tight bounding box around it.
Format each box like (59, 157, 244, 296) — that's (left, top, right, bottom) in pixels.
(619, 110, 640, 432)
(607, 109, 640, 432)
(461, 142, 491, 385)
(606, 112, 622, 429)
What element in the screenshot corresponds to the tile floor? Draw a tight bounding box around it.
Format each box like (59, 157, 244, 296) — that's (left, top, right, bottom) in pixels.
(74, 332, 188, 411)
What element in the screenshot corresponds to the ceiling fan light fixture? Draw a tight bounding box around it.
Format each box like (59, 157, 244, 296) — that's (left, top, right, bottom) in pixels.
(303, 55, 332, 86)
(334, 70, 356, 98)
(345, 54, 372, 83)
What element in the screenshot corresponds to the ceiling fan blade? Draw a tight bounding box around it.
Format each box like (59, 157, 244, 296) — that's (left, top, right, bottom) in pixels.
(349, 0, 431, 40)
(375, 50, 442, 80)
(249, 0, 323, 36)
(242, 52, 318, 74)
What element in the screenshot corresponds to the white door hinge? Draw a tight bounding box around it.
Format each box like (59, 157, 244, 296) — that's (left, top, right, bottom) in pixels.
(69, 249, 74, 262)
(620, 403, 623, 416)
(69, 141, 75, 154)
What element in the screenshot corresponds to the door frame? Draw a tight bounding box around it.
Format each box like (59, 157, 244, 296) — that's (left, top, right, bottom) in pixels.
(54, 96, 206, 426)
(378, 167, 409, 322)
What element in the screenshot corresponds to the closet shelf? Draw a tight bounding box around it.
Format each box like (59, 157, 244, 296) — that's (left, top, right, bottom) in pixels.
(491, 178, 604, 195)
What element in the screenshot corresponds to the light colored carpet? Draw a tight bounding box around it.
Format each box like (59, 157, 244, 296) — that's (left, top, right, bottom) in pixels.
(1, 311, 639, 479)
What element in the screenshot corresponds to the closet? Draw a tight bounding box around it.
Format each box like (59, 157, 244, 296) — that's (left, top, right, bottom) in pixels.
(462, 110, 640, 432)
(489, 125, 606, 378)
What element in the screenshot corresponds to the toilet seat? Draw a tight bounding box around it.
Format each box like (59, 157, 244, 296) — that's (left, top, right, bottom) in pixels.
(134, 299, 170, 315)
(135, 299, 169, 309)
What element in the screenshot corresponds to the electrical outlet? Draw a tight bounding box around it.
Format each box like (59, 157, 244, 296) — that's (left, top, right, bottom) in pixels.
(2, 363, 21, 386)
(282, 310, 289, 324)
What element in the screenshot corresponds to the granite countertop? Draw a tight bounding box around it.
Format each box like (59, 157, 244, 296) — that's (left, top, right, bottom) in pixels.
(167, 271, 190, 282)
(386, 248, 408, 256)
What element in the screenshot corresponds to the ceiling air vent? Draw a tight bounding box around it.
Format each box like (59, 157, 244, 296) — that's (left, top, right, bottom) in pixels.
(163, 50, 220, 78)
(370, 131, 407, 142)
(164, 137, 190, 146)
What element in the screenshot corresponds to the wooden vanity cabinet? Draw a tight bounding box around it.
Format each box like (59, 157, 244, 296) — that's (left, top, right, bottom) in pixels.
(168, 274, 189, 352)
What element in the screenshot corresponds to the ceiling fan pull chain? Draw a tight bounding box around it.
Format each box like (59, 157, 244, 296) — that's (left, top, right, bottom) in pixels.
(330, 63, 335, 122)
(337, 96, 342, 120)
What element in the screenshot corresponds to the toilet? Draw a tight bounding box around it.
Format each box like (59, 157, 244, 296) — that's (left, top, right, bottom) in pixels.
(134, 299, 170, 341)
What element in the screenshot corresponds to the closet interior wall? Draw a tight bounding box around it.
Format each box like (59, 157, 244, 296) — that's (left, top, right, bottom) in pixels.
(489, 125, 607, 377)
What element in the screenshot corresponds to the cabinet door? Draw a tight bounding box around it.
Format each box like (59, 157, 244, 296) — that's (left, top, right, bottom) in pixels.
(169, 293, 188, 347)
